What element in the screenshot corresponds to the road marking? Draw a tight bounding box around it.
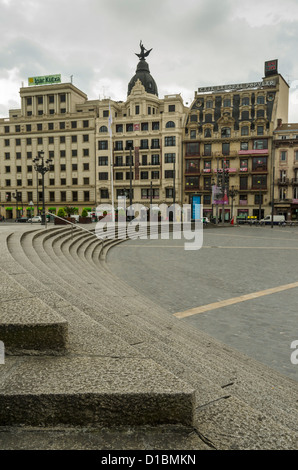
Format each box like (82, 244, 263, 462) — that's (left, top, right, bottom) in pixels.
(174, 281, 298, 319)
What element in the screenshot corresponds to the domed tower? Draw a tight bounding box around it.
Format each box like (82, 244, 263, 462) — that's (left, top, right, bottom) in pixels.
(127, 41, 158, 97)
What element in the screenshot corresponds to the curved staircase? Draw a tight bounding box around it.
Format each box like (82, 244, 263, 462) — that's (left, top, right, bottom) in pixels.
(0, 224, 297, 450)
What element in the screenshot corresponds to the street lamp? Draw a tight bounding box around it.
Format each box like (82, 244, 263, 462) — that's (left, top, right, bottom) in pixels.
(229, 185, 238, 221)
(29, 201, 34, 224)
(33, 151, 53, 226)
(12, 191, 23, 219)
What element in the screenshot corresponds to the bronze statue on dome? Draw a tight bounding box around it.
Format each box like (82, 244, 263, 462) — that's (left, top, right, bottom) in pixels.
(135, 41, 152, 60)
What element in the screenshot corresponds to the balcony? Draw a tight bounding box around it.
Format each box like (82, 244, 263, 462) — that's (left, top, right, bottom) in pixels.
(291, 178, 298, 185)
(238, 149, 269, 156)
(277, 178, 290, 186)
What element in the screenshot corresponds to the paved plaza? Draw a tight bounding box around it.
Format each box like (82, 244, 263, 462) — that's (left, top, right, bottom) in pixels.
(108, 225, 298, 381)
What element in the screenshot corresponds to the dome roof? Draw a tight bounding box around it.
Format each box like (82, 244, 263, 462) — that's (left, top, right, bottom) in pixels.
(127, 59, 158, 97)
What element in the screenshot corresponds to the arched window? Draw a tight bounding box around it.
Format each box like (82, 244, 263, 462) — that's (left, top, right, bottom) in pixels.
(99, 125, 108, 133)
(166, 121, 175, 128)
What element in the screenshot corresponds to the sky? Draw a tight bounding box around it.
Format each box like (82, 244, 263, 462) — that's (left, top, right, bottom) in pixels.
(1, 0, 298, 121)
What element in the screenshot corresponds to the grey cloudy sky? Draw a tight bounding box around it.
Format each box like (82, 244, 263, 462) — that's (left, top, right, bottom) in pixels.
(1, 0, 298, 120)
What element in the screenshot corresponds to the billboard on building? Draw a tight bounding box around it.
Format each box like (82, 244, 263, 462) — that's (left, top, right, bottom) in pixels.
(28, 74, 61, 86)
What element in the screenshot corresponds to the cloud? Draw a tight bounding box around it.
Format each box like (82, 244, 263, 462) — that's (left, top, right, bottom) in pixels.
(0, 0, 297, 121)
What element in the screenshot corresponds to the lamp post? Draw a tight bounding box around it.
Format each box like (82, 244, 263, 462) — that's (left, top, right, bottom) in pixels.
(29, 201, 34, 224)
(33, 151, 53, 226)
(12, 191, 22, 219)
(229, 185, 238, 221)
(258, 178, 262, 220)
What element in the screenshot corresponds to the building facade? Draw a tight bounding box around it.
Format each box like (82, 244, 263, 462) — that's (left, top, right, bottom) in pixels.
(0, 56, 293, 222)
(183, 60, 290, 222)
(0, 48, 188, 220)
(273, 121, 298, 221)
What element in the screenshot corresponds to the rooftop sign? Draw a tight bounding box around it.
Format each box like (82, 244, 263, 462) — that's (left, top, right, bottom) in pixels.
(197, 79, 276, 94)
(28, 74, 61, 86)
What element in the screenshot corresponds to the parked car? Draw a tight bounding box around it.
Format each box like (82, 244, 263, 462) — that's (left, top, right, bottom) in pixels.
(259, 215, 285, 225)
(27, 216, 42, 223)
(16, 217, 29, 223)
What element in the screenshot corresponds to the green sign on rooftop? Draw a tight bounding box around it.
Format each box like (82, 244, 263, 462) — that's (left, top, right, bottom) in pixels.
(28, 74, 61, 86)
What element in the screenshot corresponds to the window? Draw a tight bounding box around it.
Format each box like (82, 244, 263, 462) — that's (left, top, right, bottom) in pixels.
(60, 136, 65, 143)
(100, 189, 109, 199)
(83, 178, 90, 185)
(165, 170, 175, 178)
(166, 188, 173, 198)
(126, 123, 133, 132)
(99, 172, 108, 180)
(241, 110, 249, 120)
(59, 122, 65, 129)
(222, 143, 230, 155)
(48, 137, 54, 144)
(72, 178, 78, 185)
(252, 157, 267, 171)
(240, 159, 248, 172)
(61, 191, 66, 202)
(27, 97, 32, 105)
(141, 122, 148, 131)
(151, 154, 160, 165)
(280, 151, 287, 162)
(49, 192, 55, 202)
(60, 150, 66, 158)
(253, 139, 268, 150)
(142, 155, 147, 165)
(185, 176, 199, 189)
(203, 144, 211, 156)
(4, 126, 9, 133)
(190, 114, 198, 122)
(72, 135, 77, 143)
(140, 139, 149, 149)
(141, 188, 159, 199)
(257, 95, 265, 104)
(37, 137, 43, 145)
(190, 130, 196, 139)
(60, 164, 66, 171)
(16, 139, 21, 146)
(103, 110, 109, 118)
(16, 152, 21, 159)
(165, 153, 175, 163)
(48, 123, 54, 130)
(252, 175, 267, 189)
(221, 127, 231, 138)
(223, 99, 231, 107)
(98, 140, 108, 150)
(205, 114, 213, 123)
(83, 163, 89, 171)
(5, 152, 10, 160)
(135, 105, 140, 115)
(72, 164, 77, 171)
(115, 156, 123, 167)
(185, 142, 199, 156)
(48, 96, 54, 103)
(71, 121, 77, 129)
(83, 134, 89, 142)
(241, 142, 248, 150)
(37, 123, 42, 131)
(242, 97, 249, 106)
(141, 171, 149, 180)
(152, 122, 159, 130)
(257, 126, 264, 135)
(186, 160, 200, 173)
(204, 128, 212, 138)
(240, 176, 248, 190)
(84, 191, 90, 202)
(168, 105, 175, 112)
(204, 160, 211, 171)
(151, 138, 159, 149)
(115, 172, 123, 180)
(204, 177, 212, 190)
(116, 124, 123, 133)
(72, 191, 78, 202)
(15, 125, 20, 132)
(206, 100, 213, 108)
(98, 156, 108, 166)
(99, 125, 108, 133)
(83, 148, 89, 157)
(241, 126, 249, 136)
(72, 149, 77, 157)
(152, 171, 159, 179)
(60, 94, 66, 103)
(257, 109, 265, 118)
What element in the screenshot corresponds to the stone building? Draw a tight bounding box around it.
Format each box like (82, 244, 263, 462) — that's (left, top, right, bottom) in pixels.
(273, 121, 298, 221)
(0, 46, 188, 220)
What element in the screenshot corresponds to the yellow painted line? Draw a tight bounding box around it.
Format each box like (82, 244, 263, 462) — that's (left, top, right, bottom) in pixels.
(174, 281, 298, 319)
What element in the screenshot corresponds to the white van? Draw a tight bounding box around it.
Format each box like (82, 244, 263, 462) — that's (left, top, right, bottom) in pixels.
(260, 215, 285, 225)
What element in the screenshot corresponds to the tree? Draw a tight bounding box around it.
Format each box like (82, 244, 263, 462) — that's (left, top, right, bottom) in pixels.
(63, 206, 78, 217)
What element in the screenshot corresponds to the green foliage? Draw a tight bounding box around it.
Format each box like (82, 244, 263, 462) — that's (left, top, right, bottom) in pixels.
(81, 208, 88, 217)
(63, 206, 78, 217)
(57, 208, 66, 218)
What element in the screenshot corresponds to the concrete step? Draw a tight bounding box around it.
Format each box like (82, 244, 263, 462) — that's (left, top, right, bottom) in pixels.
(0, 355, 195, 427)
(3, 227, 298, 444)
